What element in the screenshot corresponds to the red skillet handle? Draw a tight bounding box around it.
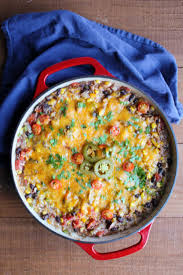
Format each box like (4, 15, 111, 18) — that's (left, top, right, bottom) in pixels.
(33, 57, 114, 99)
(76, 223, 153, 260)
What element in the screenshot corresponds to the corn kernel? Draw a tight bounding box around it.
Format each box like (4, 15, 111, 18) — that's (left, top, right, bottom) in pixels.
(94, 207, 99, 213)
(60, 88, 66, 94)
(75, 90, 80, 93)
(48, 99, 56, 105)
(25, 188, 31, 194)
(151, 106, 155, 111)
(87, 98, 92, 102)
(17, 170, 22, 175)
(95, 80, 100, 84)
(36, 147, 41, 153)
(141, 192, 144, 199)
(151, 122, 157, 129)
(142, 149, 148, 156)
(47, 219, 51, 224)
(130, 202, 135, 208)
(60, 218, 64, 223)
(147, 196, 151, 201)
(104, 81, 110, 85)
(90, 93, 96, 98)
(42, 209, 47, 215)
(94, 89, 99, 94)
(27, 197, 32, 204)
(99, 109, 105, 116)
(82, 218, 87, 223)
(36, 183, 41, 190)
(152, 139, 160, 148)
(130, 106, 136, 113)
(147, 173, 151, 179)
(152, 132, 158, 138)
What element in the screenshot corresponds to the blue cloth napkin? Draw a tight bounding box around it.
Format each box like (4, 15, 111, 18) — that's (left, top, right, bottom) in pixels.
(0, 10, 182, 155)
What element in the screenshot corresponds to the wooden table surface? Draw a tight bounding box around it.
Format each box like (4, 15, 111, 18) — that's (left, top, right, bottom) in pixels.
(0, 1, 183, 274)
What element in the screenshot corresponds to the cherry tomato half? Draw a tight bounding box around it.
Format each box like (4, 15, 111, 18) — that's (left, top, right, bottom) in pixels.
(109, 125, 120, 136)
(86, 218, 97, 230)
(72, 219, 81, 229)
(101, 210, 113, 220)
(15, 159, 24, 171)
(39, 114, 50, 125)
(71, 153, 84, 165)
(155, 173, 162, 182)
(27, 113, 36, 125)
(49, 179, 62, 190)
(122, 161, 134, 172)
(32, 123, 41, 135)
(71, 82, 79, 88)
(137, 102, 150, 114)
(96, 230, 106, 237)
(98, 144, 107, 149)
(91, 179, 103, 190)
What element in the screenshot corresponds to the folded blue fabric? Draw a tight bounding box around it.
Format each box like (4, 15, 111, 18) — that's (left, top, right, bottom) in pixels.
(0, 10, 182, 155)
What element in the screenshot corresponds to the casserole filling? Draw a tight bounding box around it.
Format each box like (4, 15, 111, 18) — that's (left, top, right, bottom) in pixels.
(15, 80, 171, 237)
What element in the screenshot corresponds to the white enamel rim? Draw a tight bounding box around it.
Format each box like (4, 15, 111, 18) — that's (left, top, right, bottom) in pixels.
(11, 76, 178, 244)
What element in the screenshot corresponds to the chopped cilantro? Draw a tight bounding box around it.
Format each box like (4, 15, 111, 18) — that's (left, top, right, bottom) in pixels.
(72, 147, 78, 154)
(77, 102, 86, 108)
(70, 119, 75, 128)
(41, 126, 45, 131)
(52, 175, 56, 179)
(28, 133, 34, 139)
(57, 170, 71, 180)
(131, 117, 139, 122)
(116, 167, 121, 171)
(121, 197, 125, 203)
(59, 128, 64, 135)
(81, 124, 87, 128)
(60, 101, 68, 117)
(68, 186, 71, 191)
(83, 133, 87, 137)
(46, 154, 66, 169)
(104, 111, 113, 122)
(120, 101, 129, 105)
(79, 190, 83, 194)
(75, 178, 86, 190)
(93, 134, 108, 145)
(100, 195, 106, 200)
(127, 121, 139, 129)
(50, 139, 57, 146)
(77, 171, 83, 177)
(145, 125, 151, 134)
(49, 125, 54, 131)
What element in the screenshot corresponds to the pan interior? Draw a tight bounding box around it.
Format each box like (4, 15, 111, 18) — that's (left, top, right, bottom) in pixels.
(11, 76, 178, 244)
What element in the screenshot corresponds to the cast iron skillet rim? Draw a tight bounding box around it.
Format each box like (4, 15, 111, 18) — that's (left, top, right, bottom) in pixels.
(11, 75, 178, 244)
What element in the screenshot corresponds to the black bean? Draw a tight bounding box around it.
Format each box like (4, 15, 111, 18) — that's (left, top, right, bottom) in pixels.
(30, 184, 35, 190)
(158, 167, 163, 174)
(66, 125, 70, 130)
(92, 110, 98, 117)
(117, 216, 124, 222)
(103, 90, 110, 98)
(157, 162, 162, 168)
(135, 193, 140, 198)
(43, 103, 52, 114)
(32, 193, 37, 199)
(16, 147, 21, 155)
(167, 158, 172, 165)
(120, 89, 127, 96)
(106, 220, 112, 229)
(55, 216, 61, 223)
(110, 227, 118, 232)
(144, 202, 152, 208)
(41, 213, 49, 220)
(133, 98, 139, 104)
(134, 210, 141, 217)
(151, 198, 159, 207)
(25, 193, 32, 199)
(151, 175, 155, 183)
(126, 216, 132, 221)
(25, 131, 31, 137)
(162, 170, 166, 176)
(129, 94, 135, 102)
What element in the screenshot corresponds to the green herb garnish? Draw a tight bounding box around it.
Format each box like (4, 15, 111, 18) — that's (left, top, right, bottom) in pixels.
(50, 138, 57, 147)
(77, 102, 86, 108)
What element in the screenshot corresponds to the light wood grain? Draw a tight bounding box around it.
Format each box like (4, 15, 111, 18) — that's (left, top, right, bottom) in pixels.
(0, 217, 182, 275)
